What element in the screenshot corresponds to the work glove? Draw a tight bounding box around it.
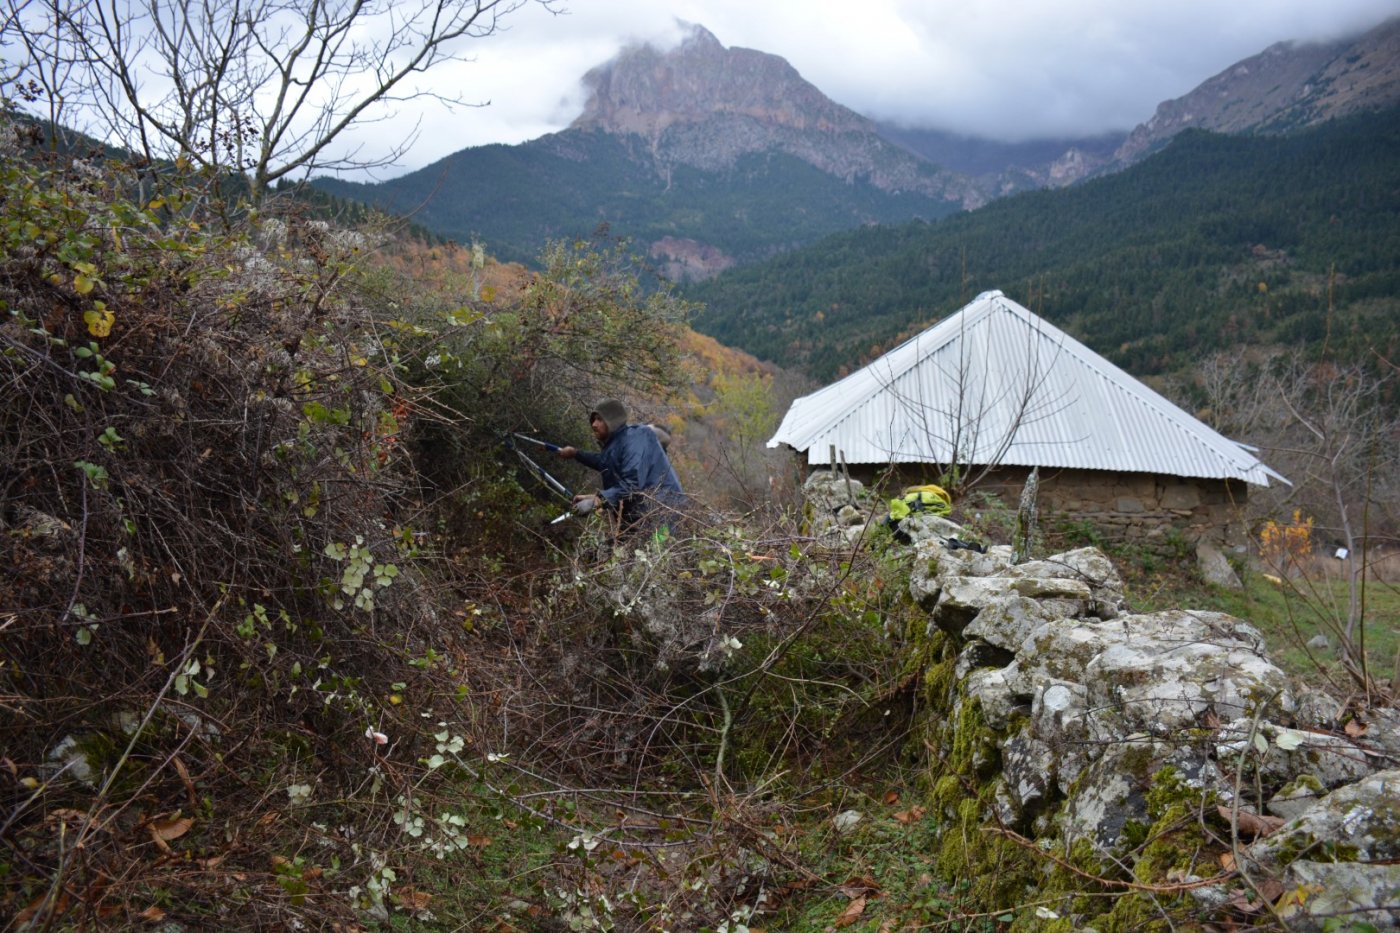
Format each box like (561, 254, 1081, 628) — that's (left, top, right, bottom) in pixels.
(573, 495, 599, 516)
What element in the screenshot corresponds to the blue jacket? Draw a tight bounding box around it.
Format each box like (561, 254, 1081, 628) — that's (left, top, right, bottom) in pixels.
(575, 423, 684, 518)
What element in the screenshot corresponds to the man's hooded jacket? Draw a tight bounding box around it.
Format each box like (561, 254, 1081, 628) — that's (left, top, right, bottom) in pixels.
(575, 402, 684, 520)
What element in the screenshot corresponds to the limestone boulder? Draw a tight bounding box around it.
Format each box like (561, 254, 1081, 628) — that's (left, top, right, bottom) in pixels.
(1215, 720, 1373, 790)
(1004, 547, 1125, 618)
(963, 666, 1024, 730)
(1276, 861, 1400, 931)
(963, 596, 1057, 653)
(1196, 539, 1242, 589)
(1077, 611, 1289, 730)
(803, 471, 870, 539)
(913, 540, 1014, 579)
(1359, 706, 1400, 766)
(897, 511, 964, 547)
(1249, 769, 1400, 868)
(1000, 733, 1057, 828)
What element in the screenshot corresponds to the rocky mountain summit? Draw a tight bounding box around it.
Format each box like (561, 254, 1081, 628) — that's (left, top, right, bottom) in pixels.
(1115, 16, 1400, 164)
(561, 24, 977, 207)
(315, 15, 1400, 284)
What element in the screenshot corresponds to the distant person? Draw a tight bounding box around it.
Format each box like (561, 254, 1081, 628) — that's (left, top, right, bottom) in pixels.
(557, 399, 684, 535)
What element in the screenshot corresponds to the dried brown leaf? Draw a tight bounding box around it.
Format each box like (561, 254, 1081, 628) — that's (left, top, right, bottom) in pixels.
(834, 895, 867, 928)
(1218, 850, 1237, 872)
(838, 876, 882, 898)
(395, 888, 433, 912)
(139, 906, 167, 922)
(468, 835, 492, 847)
(883, 790, 900, 805)
(16, 891, 70, 924)
(171, 755, 197, 805)
(1217, 805, 1285, 838)
(893, 805, 927, 824)
(1345, 719, 1369, 737)
(1226, 890, 1269, 915)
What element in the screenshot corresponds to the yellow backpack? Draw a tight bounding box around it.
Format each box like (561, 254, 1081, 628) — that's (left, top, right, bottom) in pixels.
(887, 484, 952, 521)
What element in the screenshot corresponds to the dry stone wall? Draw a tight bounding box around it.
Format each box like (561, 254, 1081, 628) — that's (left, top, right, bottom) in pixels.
(800, 471, 1400, 929)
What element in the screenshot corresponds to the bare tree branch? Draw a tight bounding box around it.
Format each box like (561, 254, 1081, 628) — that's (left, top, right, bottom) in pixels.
(2, 0, 558, 198)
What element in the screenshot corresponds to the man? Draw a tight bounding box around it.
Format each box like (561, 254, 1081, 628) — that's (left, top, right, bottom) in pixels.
(557, 399, 684, 532)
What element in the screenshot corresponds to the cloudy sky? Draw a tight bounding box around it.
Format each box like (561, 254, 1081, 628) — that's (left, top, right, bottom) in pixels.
(340, 0, 1400, 178)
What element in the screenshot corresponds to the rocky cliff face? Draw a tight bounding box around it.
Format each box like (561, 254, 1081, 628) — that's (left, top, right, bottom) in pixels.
(574, 25, 870, 140)
(568, 24, 977, 208)
(1116, 16, 1400, 164)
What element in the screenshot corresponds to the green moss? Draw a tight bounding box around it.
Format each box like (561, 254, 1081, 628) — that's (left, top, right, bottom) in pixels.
(903, 615, 1236, 929)
(1278, 773, 1325, 796)
(1267, 829, 1363, 867)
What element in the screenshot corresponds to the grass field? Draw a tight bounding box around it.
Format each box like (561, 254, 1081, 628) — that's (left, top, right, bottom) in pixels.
(1120, 548, 1400, 689)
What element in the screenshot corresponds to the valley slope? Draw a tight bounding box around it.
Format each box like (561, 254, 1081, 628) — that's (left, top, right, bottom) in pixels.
(686, 106, 1400, 382)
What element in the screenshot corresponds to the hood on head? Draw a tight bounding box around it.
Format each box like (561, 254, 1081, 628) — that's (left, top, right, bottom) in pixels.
(590, 399, 628, 436)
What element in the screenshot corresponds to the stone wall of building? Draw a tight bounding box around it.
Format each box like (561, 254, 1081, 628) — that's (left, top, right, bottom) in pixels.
(844, 463, 1251, 548)
(980, 468, 1250, 548)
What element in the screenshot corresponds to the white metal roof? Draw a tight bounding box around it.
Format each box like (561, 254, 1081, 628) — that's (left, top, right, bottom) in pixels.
(767, 290, 1286, 486)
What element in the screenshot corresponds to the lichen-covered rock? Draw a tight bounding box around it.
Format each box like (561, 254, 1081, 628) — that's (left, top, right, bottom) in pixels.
(802, 471, 870, 540)
(962, 595, 1056, 652)
(1294, 688, 1346, 730)
(1058, 740, 1157, 848)
(1073, 611, 1290, 730)
(1277, 861, 1400, 931)
(1249, 768, 1400, 868)
(1030, 680, 1101, 795)
(1195, 539, 1242, 589)
(1001, 733, 1057, 827)
(963, 666, 1023, 730)
(932, 577, 1019, 633)
(1267, 775, 1328, 821)
(1004, 547, 1125, 618)
(897, 511, 963, 547)
(1361, 707, 1400, 766)
(912, 540, 1013, 579)
(1215, 720, 1372, 790)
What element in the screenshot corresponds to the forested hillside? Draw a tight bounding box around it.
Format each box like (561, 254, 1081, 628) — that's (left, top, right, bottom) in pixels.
(312, 130, 960, 269)
(688, 105, 1400, 380)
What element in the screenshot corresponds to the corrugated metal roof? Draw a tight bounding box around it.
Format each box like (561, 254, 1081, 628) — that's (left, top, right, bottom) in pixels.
(767, 290, 1287, 486)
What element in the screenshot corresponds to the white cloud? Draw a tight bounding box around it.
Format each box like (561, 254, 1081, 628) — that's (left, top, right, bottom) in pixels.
(324, 0, 1400, 176)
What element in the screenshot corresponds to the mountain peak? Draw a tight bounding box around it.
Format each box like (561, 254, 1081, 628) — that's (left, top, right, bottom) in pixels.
(673, 21, 722, 54)
(570, 22, 871, 139)
(1115, 15, 1400, 163)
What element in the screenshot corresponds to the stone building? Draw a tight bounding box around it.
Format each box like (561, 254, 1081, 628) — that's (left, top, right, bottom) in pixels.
(767, 290, 1285, 547)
